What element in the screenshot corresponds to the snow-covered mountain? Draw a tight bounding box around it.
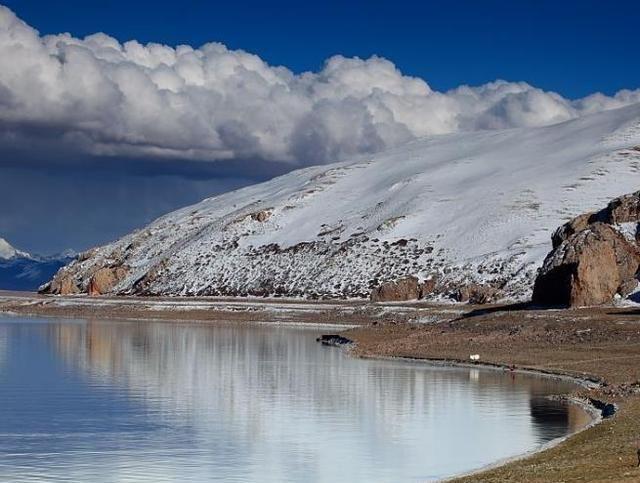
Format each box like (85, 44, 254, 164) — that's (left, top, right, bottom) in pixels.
(0, 238, 30, 260)
(0, 238, 74, 291)
(45, 103, 640, 300)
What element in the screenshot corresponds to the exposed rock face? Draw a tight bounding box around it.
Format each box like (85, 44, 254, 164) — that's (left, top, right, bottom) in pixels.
(534, 191, 640, 307)
(604, 190, 640, 225)
(250, 210, 272, 222)
(419, 277, 438, 297)
(48, 274, 80, 295)
(453, 283, 500, 305)
(551, 191, 640, 250)
(551, 212, 594, 249)
(44, 264, 128, 296)
(370, 276, 421, 302)
(88, 267, 128, 295)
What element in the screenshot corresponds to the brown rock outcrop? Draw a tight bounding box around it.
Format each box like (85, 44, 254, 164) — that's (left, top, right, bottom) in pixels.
(603, 190, 640, 225)
(551, 212, 595, 249)
(453, 283, 500, 304)
(88, 267, 128, 295)
(535, 190, 640, 307)
(250, 210, 272, 222)
(533, 222, 640, 307)
(551, 190, 640, 250)
(45, 274, 80, 295)
(370, 276, 420, 302)
(419, 277, 438, 297)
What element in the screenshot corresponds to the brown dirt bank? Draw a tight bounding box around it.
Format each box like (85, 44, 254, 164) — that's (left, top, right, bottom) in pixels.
(2, 292, 640, 480)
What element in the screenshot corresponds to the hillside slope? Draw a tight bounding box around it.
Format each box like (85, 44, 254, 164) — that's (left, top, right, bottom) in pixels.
(45, 103, 640, 300)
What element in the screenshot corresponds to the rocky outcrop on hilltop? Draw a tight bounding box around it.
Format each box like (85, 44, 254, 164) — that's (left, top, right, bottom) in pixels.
(533, 191, 640, 307)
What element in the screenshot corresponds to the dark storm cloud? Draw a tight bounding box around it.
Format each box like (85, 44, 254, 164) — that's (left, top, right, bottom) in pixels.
(2, 4, 640, 254)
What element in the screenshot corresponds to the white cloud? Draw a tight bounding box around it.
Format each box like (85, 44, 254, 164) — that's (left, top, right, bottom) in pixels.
(0, 5, 638, 166)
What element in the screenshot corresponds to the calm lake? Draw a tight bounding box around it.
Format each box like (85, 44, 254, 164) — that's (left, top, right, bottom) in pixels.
(0, 316, 590, 482)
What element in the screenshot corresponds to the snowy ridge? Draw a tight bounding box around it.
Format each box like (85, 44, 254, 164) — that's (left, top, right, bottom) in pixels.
(0, 238, 29, 260)
(51, 103, 640, 300)
(0, 239, 75, 291)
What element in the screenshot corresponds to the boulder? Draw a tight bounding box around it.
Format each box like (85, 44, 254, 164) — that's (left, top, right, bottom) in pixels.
(250, 210, 272, 222)
(419, 277, 438, 298)
(602, 190, 640, 225)
(453, 283, 500, 304)
(45, 273, 80, 295)
(88, 266, 128, 295)
(552, 212, 595, 249)
(533, 223, 640, 307)
(370, 276, 420, 302)
(551, 191, 640, 249)
(316, 334, 353, 346)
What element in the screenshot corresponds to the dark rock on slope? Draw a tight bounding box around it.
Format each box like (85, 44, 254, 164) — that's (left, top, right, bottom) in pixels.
(452, 283, 501, 305)
(369, 275, 446, 302)
(370, 276, 421, 302)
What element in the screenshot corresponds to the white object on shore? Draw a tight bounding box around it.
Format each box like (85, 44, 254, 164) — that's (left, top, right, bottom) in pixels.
(470, 354, 480, 361)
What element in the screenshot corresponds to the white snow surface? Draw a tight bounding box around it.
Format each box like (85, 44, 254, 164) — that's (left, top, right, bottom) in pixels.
(57, 103, 640, 299)
(0, 238, 29, 260)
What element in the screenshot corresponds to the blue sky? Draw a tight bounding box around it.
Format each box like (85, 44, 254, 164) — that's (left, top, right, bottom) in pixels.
(1, 0, 640, 254)
(4, 0, 639, 98)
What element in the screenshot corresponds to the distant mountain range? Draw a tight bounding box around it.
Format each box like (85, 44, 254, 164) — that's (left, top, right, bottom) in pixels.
(0, 238, 75, 292)
(44, 103, 640, 301)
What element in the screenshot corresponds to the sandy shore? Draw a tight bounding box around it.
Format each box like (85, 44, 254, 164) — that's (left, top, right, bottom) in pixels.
(1, 291, 640, 481)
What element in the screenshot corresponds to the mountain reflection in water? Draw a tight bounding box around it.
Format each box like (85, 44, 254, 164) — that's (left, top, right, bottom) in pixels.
(0, 317, 589, 482)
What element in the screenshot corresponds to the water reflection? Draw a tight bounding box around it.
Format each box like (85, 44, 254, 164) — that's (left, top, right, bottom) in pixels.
(0, 317, 588, 482)
(0, 324, 7, 373)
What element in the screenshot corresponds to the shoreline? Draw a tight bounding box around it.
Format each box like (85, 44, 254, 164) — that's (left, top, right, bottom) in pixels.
(444, 394, 604, 482)
(351, 353, 608, 481)
(1, 292, 640, 481)
(355, 352, 605, 388)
